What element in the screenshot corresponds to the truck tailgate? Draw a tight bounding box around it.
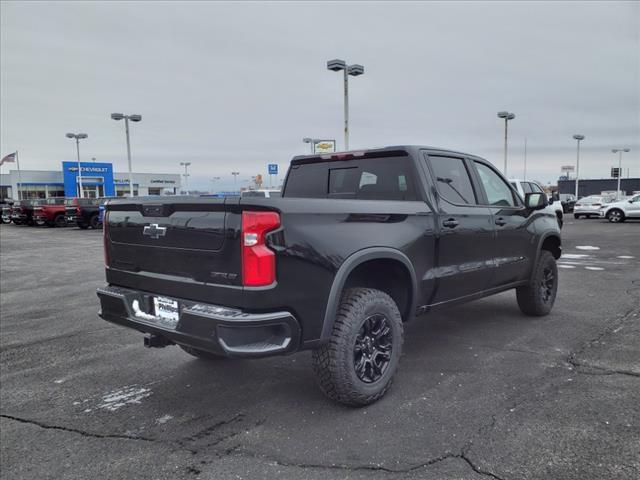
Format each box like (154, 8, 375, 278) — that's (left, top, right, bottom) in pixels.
(105, 197, 243, 303)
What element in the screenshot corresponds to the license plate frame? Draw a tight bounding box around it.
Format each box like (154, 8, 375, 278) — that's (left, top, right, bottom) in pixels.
(152, 296, 180, 327)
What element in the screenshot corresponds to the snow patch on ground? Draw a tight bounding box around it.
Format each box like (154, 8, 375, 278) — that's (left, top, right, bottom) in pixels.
(617, 255, 635, 259)
(156, 414, 174, 424)
(575, 246, 600, 251)
(559, 265, 576, 269)
(585, 266, 604, 271)
(562, 253, 590, 259)
(98, 386, 153, 412)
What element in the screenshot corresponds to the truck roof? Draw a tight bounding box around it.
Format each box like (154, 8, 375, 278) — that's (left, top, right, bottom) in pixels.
(291, 145, 481, 164)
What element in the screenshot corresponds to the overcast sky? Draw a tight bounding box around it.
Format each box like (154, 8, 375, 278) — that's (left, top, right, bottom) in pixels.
(1, 1, 638, 191)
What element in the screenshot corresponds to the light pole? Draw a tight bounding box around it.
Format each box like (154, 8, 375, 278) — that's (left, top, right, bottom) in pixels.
(231, 171, 240, 189)
(497, 111, 515, 176)
(111, 113, 142, 197)
(303, 137, 318, 154)
(327, 59, 364, 151)
(612, 148, 630, 199)
(210, 176, 220, 194)
(572, 135, 585, 199)
(180, 162, 191, 194)
(66, 133, 88, 198)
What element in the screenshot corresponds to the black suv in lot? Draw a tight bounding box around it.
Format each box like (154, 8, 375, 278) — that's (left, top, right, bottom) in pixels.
(10, 199, 42, 225)
(65, 197, 104, 229)
(98, 146, 561, 406)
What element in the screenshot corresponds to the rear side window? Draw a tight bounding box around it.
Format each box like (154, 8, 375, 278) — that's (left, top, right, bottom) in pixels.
(285, 156, 417, 200)
(427, 156, 476, 205)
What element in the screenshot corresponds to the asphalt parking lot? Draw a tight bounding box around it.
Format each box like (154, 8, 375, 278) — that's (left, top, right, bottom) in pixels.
(1, 219, 638, 480)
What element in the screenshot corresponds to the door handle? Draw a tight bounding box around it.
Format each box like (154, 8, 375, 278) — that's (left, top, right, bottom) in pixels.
(495, 217, 507, 226)
(442, 218, 459, 228)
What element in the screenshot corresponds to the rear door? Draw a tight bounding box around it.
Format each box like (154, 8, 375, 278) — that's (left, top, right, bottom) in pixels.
(423, 153, 496, 304)
(470, 160, 535, 287)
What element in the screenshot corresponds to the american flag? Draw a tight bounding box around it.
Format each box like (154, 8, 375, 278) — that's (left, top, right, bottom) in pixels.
(1, 152, 16, 166)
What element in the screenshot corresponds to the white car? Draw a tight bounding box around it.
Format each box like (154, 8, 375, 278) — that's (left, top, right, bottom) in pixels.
(241, 189, 281, 198)
(599, 194, 640, 223)
(509, 179, 564, 228)
(573, 195, 615, 219)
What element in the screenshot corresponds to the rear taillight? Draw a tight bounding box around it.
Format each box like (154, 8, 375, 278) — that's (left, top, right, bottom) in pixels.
(103, 211, 109, 267)
(76, 206, 81, 215)
(241, 211, 280, 286)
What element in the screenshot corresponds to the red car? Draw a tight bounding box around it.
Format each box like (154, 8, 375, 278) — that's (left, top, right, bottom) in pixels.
(33, 198, 68, 227)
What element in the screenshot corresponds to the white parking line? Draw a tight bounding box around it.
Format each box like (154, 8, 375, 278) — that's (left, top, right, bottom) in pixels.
(575, 246, 600, 251)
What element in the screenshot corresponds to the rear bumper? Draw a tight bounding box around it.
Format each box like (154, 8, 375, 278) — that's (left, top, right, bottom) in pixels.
(97, 285, 301, 358)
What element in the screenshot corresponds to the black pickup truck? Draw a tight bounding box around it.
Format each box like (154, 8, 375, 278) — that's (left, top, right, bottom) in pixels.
(98, 146, 561, 406)
(65, 197, 104, 229)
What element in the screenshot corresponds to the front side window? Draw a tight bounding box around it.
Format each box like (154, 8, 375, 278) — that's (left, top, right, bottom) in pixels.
(427, 156, 476, 205)
(474, 162, 516, 207)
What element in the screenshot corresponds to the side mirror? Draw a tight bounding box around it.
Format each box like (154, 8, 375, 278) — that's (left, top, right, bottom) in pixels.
(629, 199, 634, 203)
(525, 192, 548, 210)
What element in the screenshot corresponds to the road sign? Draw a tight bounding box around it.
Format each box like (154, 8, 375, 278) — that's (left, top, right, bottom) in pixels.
(268, 164, 278, 175)
(561, 165, 575, 172)
(611, 167, 620, 178)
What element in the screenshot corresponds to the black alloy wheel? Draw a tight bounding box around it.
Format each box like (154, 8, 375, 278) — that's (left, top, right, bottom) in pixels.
(354, 314, 393, 384)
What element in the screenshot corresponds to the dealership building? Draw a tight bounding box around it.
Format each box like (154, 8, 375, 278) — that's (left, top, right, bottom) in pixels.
(0, 161, 181, 199)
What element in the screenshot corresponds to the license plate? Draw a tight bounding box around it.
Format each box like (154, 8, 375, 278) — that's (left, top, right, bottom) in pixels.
(153, 296, 180, 326)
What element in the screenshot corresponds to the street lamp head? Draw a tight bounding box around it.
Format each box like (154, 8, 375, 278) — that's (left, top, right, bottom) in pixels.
(573, 134, 585, 141)
(66, 133, 75, 138)
(129, 114, 142, 122)
(78, 133, 88, 139)
(497, 111, 509, 118)
(623, 148, 630, 152)
(111, 113, 124, 121)
(180, 162, 191, 167)
(303, 138, 313, 143)
(327, 59, 346, 71)
(347, 64, 364, 76)
(507, 113, 515, 120)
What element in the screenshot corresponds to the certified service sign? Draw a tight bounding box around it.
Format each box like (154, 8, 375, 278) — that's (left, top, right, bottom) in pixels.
(313, 140, 336, 154)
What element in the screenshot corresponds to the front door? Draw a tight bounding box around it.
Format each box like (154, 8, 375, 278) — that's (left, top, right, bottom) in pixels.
(471, 160, 536, 287)
(423, 153, 496, 304)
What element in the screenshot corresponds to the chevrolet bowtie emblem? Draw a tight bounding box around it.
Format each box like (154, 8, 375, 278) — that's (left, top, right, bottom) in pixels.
(143, 223, 167, 239)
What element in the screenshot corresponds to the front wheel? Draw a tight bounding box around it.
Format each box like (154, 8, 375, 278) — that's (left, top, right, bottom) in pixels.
(516, 250, 558, 316)
(89, 214, 101, 229)
(573, 213, 581, 219)
(312, 288, 403, 407)
(607, 209, 625, 223)
(54, 215, 66, 227)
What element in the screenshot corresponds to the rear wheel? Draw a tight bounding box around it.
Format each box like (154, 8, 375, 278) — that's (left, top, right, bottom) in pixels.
(573, 213, 581, 219)
(312, 287, 403, 407)
(607, 209, 625, 223)
(179, 345, 226, 360)
(89, 214, 100, 229)
(78, 223, 89, 230)
(516, 250, 558, 316)
(54, 215, 66, 227)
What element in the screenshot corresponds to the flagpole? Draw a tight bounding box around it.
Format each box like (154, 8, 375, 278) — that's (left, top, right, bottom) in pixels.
(16, 150, 23, 200)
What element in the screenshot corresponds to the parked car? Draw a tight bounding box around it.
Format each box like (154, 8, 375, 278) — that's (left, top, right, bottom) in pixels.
(98, 146, 561, 406)
(560, 194, 576, 213)
(573, 195, 615, 219)
(10, 199, 42, 225)
(599, 194, 640, 222)
(33, 197, 68, 227)
(65, 197, 104, 229)
(241, 189, 281, 198)
(509, 179, 564, 228)
(1, 199, 14, 224)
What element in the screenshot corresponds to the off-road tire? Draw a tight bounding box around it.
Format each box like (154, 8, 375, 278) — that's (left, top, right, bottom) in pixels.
(516, 250, 558, 316)
(179, 344, 226, 360)
(312, 287, 403, 407)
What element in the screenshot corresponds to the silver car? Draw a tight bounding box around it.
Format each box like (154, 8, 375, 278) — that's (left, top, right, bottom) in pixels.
(573, 195, 614, 219)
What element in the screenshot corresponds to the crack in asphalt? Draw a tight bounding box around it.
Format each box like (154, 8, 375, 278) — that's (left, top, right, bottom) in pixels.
(0, 414, 156, 442)
(566, 358, 640, 378)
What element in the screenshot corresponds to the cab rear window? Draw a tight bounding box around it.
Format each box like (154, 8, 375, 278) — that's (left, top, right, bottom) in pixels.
(284, 156, 418, 201)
